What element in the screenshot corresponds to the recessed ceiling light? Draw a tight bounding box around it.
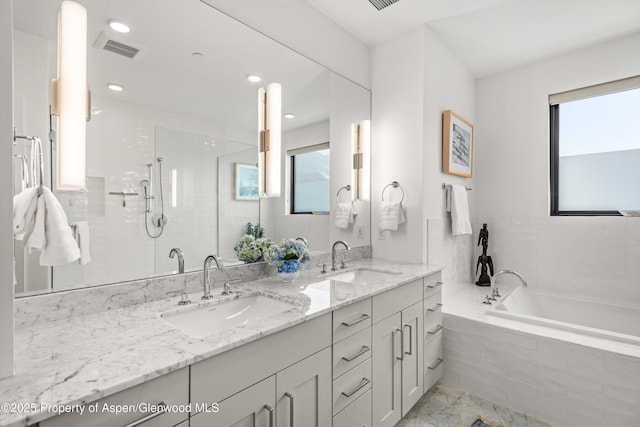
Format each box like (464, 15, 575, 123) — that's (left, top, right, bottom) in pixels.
(284, 113, 295, 119)
(109, 20, 130, 34)
(107, 83, 124, 92)
(247, 75, 261, 83)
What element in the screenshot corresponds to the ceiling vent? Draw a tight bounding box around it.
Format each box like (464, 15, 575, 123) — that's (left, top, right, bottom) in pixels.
(94, 32, 142, 59)
(368, 0, 400, 11)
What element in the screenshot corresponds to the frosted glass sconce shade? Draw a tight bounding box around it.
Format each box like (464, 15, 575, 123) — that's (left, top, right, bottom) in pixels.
(258, 83, 282, 198)
(52, 1, 89, 191)
(351, 120, 371, 201)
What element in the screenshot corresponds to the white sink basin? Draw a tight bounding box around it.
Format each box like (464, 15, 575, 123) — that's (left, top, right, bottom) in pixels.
(162, 294, 296, 338)
(328, 268, 401, 285)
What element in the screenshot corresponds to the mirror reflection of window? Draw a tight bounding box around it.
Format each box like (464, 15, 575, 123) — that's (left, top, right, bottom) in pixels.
(290, 143, 330, 214)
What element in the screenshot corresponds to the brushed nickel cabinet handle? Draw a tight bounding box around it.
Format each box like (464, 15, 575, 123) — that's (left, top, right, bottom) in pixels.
(427, 358, 444, 370)
(341, 313, 370, 327)
(341, 345, 370, 362)
(123, 402, 167, 427)
(427, 303, 443, 312)
(427, 325, 443, 335)
(427, 281, 443, 289)
(264, 404, 274, 427)
(341, 377, 370, 398)
(403, 324, 413, 356)
(284, 392, 294, 427)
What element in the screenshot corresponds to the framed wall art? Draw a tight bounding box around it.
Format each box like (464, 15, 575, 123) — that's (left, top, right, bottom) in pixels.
(442, 109, 474, 178)
(234, 163, 259, 201)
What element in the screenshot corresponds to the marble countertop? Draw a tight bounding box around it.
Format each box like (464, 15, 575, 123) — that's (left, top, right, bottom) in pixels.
(0, 258, 441, 427)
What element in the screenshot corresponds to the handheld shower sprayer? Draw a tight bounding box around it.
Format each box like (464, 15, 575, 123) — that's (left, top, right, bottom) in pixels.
(140, 157, 167, 238)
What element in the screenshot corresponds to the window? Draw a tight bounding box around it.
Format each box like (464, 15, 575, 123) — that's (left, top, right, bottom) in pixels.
(550, 76, 640, 215)
(289, 143, 330, 214)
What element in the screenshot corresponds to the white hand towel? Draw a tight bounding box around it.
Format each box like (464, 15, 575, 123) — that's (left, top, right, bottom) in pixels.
(380, 201, 406, 231)
(21, 187, 80, 266)
(72, 221, 91, 265)
(335, 202, 355, 229)
(13, 187, 39, 240)
(450, 184, 472, 236)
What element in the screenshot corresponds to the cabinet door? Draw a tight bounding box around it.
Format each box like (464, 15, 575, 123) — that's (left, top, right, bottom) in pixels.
(372, 312, 402, 427)
(401, 301, 423, 416)
(276, 347, 331, 427)
(191, 376, 275, 427)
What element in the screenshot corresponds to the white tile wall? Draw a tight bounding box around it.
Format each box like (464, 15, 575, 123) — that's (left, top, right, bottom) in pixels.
(442, 314, 640, 427)
(471, 217, 640, 309)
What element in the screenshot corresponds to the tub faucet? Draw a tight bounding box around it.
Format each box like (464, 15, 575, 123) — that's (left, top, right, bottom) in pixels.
(169, 248, 185, 274)
(331, 240, 350, 271)
(490, 270, 528, 301)
(203, 255, 224, 300)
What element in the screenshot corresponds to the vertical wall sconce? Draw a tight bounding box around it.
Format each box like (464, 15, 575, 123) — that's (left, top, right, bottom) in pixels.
(171, 169, 178, 208)
(52, 0, 89, 191)
(351, 120, 371, 201)
(258, 83, 282, 198)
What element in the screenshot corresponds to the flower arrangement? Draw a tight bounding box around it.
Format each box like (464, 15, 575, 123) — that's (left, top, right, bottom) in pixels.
(264, 238, 310, 270)
(234, 235, 274, 263)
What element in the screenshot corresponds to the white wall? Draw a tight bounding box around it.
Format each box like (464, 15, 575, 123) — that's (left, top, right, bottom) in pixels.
(475, 33, 640, 306)
(371, 25, 476, 283)
(202, 0, 370, 89)
(0, 0, 14, 378)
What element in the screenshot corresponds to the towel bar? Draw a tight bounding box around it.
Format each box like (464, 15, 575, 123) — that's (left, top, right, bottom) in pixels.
(442, 183, 472, 191)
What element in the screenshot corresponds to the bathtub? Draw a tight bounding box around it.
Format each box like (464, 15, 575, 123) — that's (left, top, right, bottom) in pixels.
(443, 284, 640, 426)
(488, 286, 640, 346)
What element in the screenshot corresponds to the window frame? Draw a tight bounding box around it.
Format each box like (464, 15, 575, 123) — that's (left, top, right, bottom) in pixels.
(289, 142, 330, 215)
(549, 76, 640, 216)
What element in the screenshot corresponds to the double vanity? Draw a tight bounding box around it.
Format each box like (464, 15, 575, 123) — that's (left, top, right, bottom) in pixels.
(1, 259, 443, 427)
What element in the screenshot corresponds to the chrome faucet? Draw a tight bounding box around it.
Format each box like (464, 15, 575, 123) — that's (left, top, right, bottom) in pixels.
(203, 255, 224, 300)
(490, 270, 528, 301)
(295, 237, 309, 247)
(169, 248, 185, 274)
(331, 240, 350, 271)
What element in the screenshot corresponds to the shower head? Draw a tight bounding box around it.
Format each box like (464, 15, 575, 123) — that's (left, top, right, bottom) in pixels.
(140, 179, 150, 187)
(157, 157, 163, 162)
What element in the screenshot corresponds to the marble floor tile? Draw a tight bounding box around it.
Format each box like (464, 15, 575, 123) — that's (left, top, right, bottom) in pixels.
(397, 383, 552, 427)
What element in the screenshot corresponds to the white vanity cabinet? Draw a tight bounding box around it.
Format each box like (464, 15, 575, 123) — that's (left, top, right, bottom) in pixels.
(371, 279, 423, 427)
(423, 273, 443, 392)
(38, 367, 189, 427)
(190, 313, 332, 427)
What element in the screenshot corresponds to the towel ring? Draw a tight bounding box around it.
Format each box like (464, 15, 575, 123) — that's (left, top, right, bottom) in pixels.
(336, 185, 351, 203)
(382, 181, 405, 203)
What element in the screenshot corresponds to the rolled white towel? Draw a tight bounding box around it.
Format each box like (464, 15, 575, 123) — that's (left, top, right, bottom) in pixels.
(380, 201, 406, 231)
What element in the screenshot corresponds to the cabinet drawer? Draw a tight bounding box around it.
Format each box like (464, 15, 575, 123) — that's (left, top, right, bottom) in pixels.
(40, 368, 189, 427)
(333, 298, 372, 343)
(333, 358, 372, 415)
(424, 312, 442, 346)
(372, 279, 422, 323)
(423, 292, 442, 318)
(423, 272, 443, 298)
(192, 313, 331, 407)
(333, 327, 371, 379)
(424, 331, 443, 392)
(333, 389, 371, 427)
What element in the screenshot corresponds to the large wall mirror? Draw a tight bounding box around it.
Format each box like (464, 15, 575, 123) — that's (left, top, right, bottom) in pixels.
(12, 0, 371, 296)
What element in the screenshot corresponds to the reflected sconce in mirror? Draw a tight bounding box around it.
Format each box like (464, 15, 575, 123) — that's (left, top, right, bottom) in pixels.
(351, 120, 371, 201)
(51, 0, 90, 191)
(258, 83, 281, 198)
